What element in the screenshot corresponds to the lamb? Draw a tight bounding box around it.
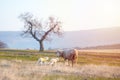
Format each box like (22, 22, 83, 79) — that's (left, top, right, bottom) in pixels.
(49, 58, 59, 66)
(56, 49, 78, 67)
(36, 57, 49, 65)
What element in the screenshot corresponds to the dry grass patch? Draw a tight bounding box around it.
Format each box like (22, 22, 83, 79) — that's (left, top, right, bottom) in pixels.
(0, 59, 120, 80)
(78, 50, 120, 66)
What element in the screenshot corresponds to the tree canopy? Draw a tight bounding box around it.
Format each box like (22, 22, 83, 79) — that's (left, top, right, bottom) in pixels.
(19, 13, 63, 51)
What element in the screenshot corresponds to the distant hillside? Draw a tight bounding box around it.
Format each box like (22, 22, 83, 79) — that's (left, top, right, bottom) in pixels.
(82, 44, 120, 49)
(59, 27, 120, 49)
(0, 27, 120, 49)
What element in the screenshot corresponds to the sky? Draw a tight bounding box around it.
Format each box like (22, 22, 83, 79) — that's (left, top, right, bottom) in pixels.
(0, 0, 120, 31)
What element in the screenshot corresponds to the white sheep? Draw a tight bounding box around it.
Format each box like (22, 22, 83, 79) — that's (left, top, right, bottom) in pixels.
(49, 58, 59, 66)
(36, 57, 49, 65)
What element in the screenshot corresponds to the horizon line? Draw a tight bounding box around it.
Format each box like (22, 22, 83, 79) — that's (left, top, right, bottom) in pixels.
(0, 26, 120, 32)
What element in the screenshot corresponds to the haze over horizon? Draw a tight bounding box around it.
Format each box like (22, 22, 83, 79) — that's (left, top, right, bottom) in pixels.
(0, 0, 120, 31)
(0, 27, 120, 49)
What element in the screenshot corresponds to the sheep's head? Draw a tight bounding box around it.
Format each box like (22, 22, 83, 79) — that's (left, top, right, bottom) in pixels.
(44, 57, 49, 60)
(56, 50, 63, 57)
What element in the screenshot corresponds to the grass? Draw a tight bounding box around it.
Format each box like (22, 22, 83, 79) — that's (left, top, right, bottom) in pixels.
(0, 49, 120, 66)
(0, 49, 55, 61)
(78, 50, 120, 66)
(0, 60, 120, 80)
(42, 75, 120, 80)
(0, 49, 120, 80)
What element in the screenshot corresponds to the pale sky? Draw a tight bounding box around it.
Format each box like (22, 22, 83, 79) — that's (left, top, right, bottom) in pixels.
(0, 0, 120, 31)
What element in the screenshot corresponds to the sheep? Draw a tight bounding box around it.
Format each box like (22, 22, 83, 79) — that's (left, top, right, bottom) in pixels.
(56, 49, 78, 67)
(49, 58, 59, 66)
(36, 57, 49, 65)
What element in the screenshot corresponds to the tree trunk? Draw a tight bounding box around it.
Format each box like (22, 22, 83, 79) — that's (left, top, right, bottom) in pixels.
(39, 41, 44, 51)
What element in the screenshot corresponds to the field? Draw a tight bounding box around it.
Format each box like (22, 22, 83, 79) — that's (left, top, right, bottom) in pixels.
(0, 49, 120, 80)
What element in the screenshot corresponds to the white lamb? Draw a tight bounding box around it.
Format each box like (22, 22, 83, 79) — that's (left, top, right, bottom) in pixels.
(49, 58, 59, 66)
(36, 57, 49, 65)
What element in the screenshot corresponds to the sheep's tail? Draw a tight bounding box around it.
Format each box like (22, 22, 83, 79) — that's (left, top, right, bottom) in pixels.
(74, 49, 78, 57)
(73, 49, 78, 64)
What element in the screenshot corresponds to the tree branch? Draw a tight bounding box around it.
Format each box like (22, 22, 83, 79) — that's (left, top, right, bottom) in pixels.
(40, 24, 57, 42)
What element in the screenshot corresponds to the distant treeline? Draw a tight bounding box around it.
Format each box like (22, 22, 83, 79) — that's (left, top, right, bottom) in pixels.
(0, 40, 8, 48)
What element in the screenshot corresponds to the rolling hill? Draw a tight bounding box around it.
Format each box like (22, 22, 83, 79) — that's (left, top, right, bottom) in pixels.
(82, 44, 120, 49)
(0, 27, 120, 49)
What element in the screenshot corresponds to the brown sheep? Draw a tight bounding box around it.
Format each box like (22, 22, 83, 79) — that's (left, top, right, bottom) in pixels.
(56, 49, 78, 67)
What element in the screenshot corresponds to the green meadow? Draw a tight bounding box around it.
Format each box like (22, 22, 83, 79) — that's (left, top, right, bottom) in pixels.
(0, 49, 120, 80)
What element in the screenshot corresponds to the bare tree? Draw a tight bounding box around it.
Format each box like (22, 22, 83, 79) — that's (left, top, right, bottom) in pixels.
(19, 13, 63, 51)
(0, 41, 8, 48)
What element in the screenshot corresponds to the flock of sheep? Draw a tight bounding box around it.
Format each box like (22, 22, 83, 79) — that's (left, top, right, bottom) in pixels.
(36, 57, 59, 66)
(36, 49, 78, 67)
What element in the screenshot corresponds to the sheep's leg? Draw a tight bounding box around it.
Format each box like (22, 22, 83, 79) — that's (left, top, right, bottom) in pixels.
(40, 61, 43, 65)
(64, 59, 67, 65)
(36, 59, 40, 64)
(72, 60, 74, 67)
(75, 59, 77, 65)
(52, 62, 55, 66)
(50, 62, 53, 66)
(68, 60, 70, 66)
(73, 59, 77, 66)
